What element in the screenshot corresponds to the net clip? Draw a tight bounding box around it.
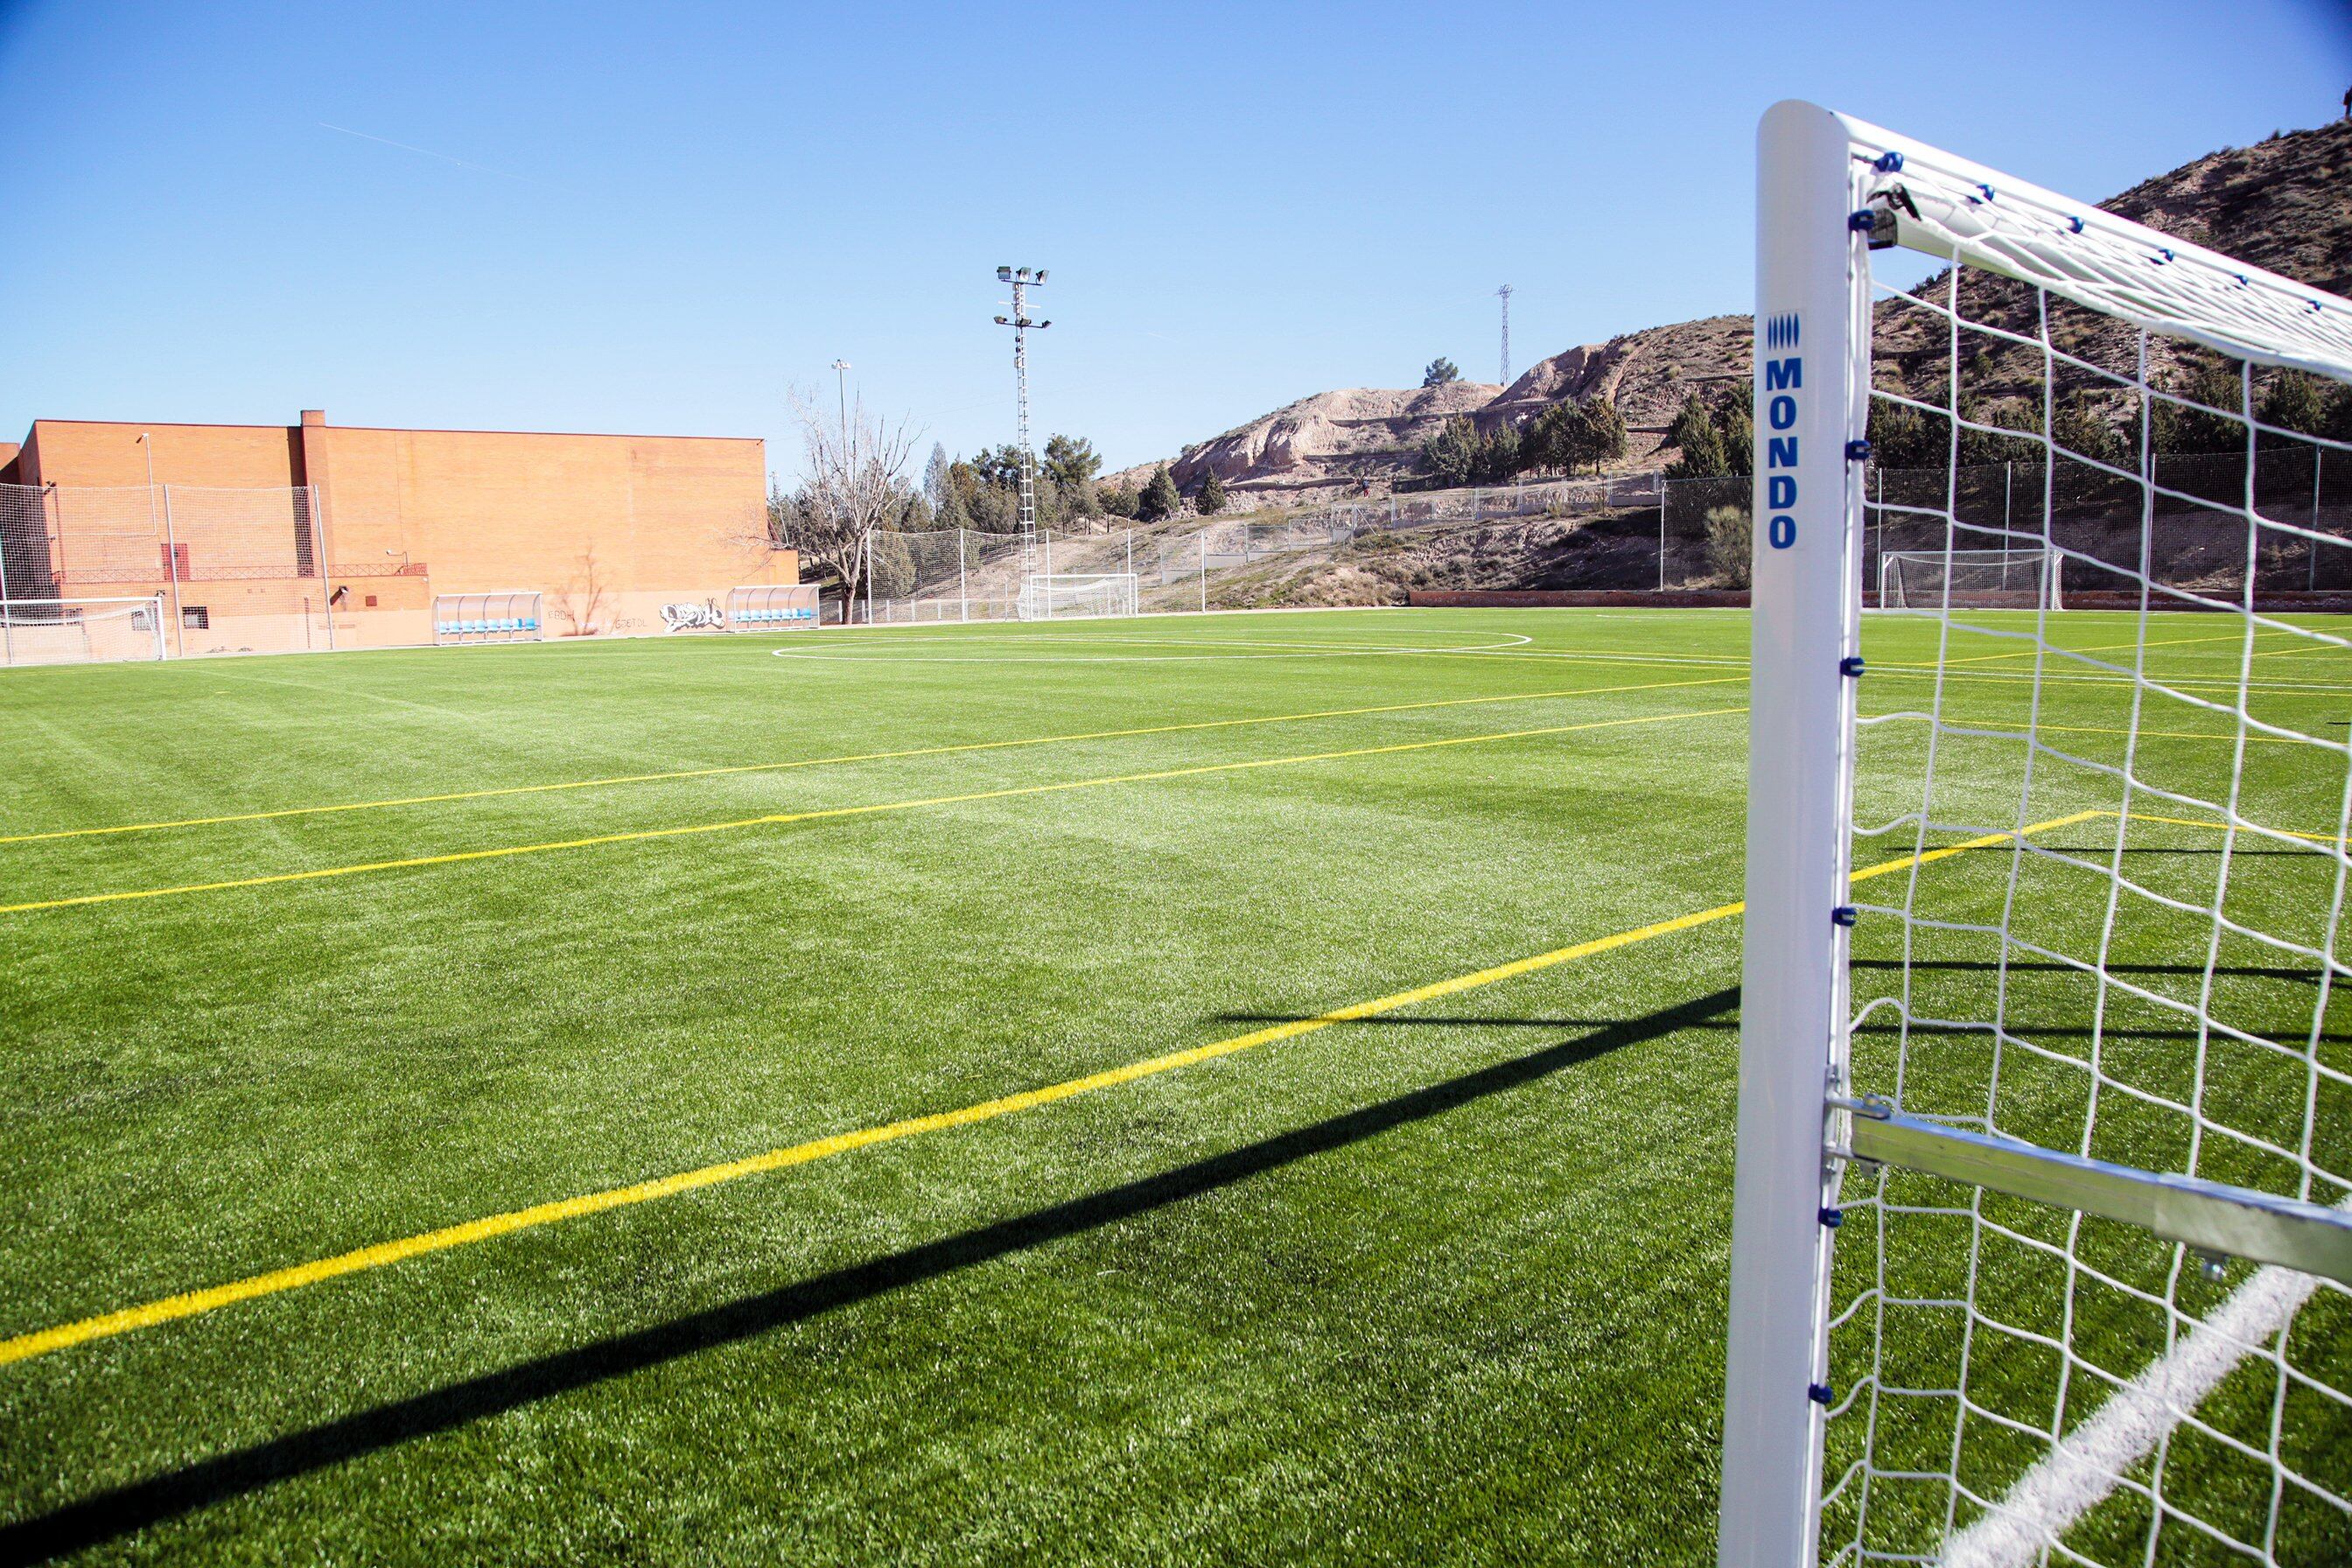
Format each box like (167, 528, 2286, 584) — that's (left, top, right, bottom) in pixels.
(1838, 655, 1866, 678)
(1844, 439, 1872, 463)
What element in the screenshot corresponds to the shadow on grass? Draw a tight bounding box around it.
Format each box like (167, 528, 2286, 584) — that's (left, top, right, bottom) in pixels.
(0, 986, 1741, 1564)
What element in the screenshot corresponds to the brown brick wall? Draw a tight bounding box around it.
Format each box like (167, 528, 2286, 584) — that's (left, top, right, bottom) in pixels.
(11, 416, 794, 647)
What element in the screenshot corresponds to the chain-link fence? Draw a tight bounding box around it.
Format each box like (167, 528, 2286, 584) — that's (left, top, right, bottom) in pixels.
(1659, 446, 2351, 597)
(1, 482, 339, 661)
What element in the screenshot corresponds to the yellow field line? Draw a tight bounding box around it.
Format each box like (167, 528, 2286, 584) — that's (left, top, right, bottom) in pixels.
(2118, 811, 2350, 846)
(0, 674, 1746, 847)
(0, 706, 1749, 916)
(0, 808, 2095, 1369)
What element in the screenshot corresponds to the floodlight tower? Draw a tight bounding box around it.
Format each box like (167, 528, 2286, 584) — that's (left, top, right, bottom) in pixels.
(1496, 284, 1514, 384)
(993, 266, 1051, 586)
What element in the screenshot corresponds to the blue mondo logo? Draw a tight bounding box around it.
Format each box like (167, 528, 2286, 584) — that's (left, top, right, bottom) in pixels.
(1762, 314, 1801, 550)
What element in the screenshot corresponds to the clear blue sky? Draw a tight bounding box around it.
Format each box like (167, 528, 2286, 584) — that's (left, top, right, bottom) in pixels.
(1, 0, 2346, 481)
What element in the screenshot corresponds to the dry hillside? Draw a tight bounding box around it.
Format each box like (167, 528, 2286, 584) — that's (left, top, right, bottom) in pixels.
(1109, 116, 2352, 508)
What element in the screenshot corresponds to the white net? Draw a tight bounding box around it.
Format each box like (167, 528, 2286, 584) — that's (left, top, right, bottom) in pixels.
(1015, 572, 1138, 620)
(431, 592, 544, 644)
(0, 483, 336, 655)
(1816, 118, 2352, 1565)
(1879, 548, 2064, 611)
(0, 597, 165, 667)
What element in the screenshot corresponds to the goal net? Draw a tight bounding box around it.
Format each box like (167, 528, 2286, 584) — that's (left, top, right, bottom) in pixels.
(1724, 103, 2352, 1568)
(431, 591, 544, 645)
(0, 596, 166, 667)
(725, 583, 820, 629)
(1015, 572, 1138, 620)
(1880, 548, 2064, 612)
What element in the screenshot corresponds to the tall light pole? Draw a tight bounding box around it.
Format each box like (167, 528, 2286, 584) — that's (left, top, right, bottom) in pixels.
(830, 360, 851, 452)
(1496, 284, 1514, 384)
(993, 267, 1051, 600)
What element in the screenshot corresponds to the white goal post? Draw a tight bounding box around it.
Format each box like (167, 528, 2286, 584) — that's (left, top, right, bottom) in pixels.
(1016, 572, 1138, 620)
(725, 583, 820, 629)
(0, 595, 167, 667)
(1725, 102, 2352, 1568)
(1879, 547, 2064, 611)
(432, 591, 544, 645)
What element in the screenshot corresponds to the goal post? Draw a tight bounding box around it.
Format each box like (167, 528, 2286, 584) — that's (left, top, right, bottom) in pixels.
(1015, 572, 1138, 620)
(1726, 101, 2352, 1568)
(0, 595, 167, 667)
(1878, 547, 2064, 611)
(725, 583, 820, 630)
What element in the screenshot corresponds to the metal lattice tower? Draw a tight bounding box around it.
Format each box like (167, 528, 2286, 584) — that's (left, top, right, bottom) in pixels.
(1496, 284, 1514, 384)
(994, 267, 1052, 583)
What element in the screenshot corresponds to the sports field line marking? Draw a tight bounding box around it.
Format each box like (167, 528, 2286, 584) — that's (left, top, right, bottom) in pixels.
(0, 673, 1743, 847)
(2112, 810, 2349, 846)
(1941, 1195, 2352, 1568)
(0, 705, 1748, 916)
(0, 811, 2091, 1368)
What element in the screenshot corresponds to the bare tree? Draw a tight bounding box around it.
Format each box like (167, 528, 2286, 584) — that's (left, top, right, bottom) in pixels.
(771, 389, 920, 620)
(551, 543, 612, 636)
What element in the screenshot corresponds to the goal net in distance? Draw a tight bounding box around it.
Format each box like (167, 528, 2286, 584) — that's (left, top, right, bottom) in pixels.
(1880, 547, 2064, 612)
(0, 596, 166, 667)
(1015, 572, 1138, 620)
(726, 583, 820, 629)
(1724, 102, 2352, 1568)
(431, 591, 544, 645)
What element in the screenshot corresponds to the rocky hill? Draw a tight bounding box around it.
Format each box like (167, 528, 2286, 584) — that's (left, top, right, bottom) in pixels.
(1109, 116, 2352, 507)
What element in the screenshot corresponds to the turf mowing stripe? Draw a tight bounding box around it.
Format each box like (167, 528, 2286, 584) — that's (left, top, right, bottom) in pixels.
(0, 706, 1750, 916)
(0, 674, 1745, 846)
(0, 809, 2094, 1368)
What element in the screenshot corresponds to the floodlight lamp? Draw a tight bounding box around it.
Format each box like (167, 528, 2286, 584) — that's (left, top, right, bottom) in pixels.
(997, 266, 1012, 280)
(994, 315, 1009, 325)
(1036, 270, 1048, 283)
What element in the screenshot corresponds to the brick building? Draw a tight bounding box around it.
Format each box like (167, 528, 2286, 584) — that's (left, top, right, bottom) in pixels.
(0, 410, 795, 653)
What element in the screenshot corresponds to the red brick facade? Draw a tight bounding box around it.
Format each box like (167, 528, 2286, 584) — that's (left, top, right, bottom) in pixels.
(4, 413, 794, 651)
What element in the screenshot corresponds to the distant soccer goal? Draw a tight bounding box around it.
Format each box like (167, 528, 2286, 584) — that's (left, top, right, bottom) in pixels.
(725, 584, 820, 630)
(1015, 572, 1138, 620)
(0, 596, 166, 668)
(432, 591, 544, 646)
(1723, 102, 2352, 1568)
(1878, 547, 2063, 610)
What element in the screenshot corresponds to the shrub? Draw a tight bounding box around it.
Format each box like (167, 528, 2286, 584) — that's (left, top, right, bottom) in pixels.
(1705, 505, 1752, 587)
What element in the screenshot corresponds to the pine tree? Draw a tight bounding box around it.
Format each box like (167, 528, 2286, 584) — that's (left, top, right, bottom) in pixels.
(2258, 371, 2330, 440)
(1417, 416, 1479, 486)
(1422, 357, 1461, 388)
(1198, 469, 1228, 514)
(1573, 397, 1627, 473)
(1139, 465, 1180, 522)
(1721, 382, 1754, 476)
(1663, 392, 1729, 480)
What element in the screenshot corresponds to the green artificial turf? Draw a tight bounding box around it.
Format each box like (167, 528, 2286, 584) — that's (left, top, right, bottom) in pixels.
(0, 607, 2344, 1564)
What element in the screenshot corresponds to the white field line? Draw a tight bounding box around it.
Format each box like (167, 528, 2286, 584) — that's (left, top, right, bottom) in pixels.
(1942, 1197, 2352, 1568)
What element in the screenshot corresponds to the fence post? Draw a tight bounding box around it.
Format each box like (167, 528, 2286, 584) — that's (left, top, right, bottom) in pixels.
(0, 497, 12, 665)
(160, 484, 186, 656)
(312, 483, 337, 650)
(959, 528, 969, 620)
(1199, 533, 1207, 612)
(2314, 450, 2325, 593)
(1659, 480, 1668, 591)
